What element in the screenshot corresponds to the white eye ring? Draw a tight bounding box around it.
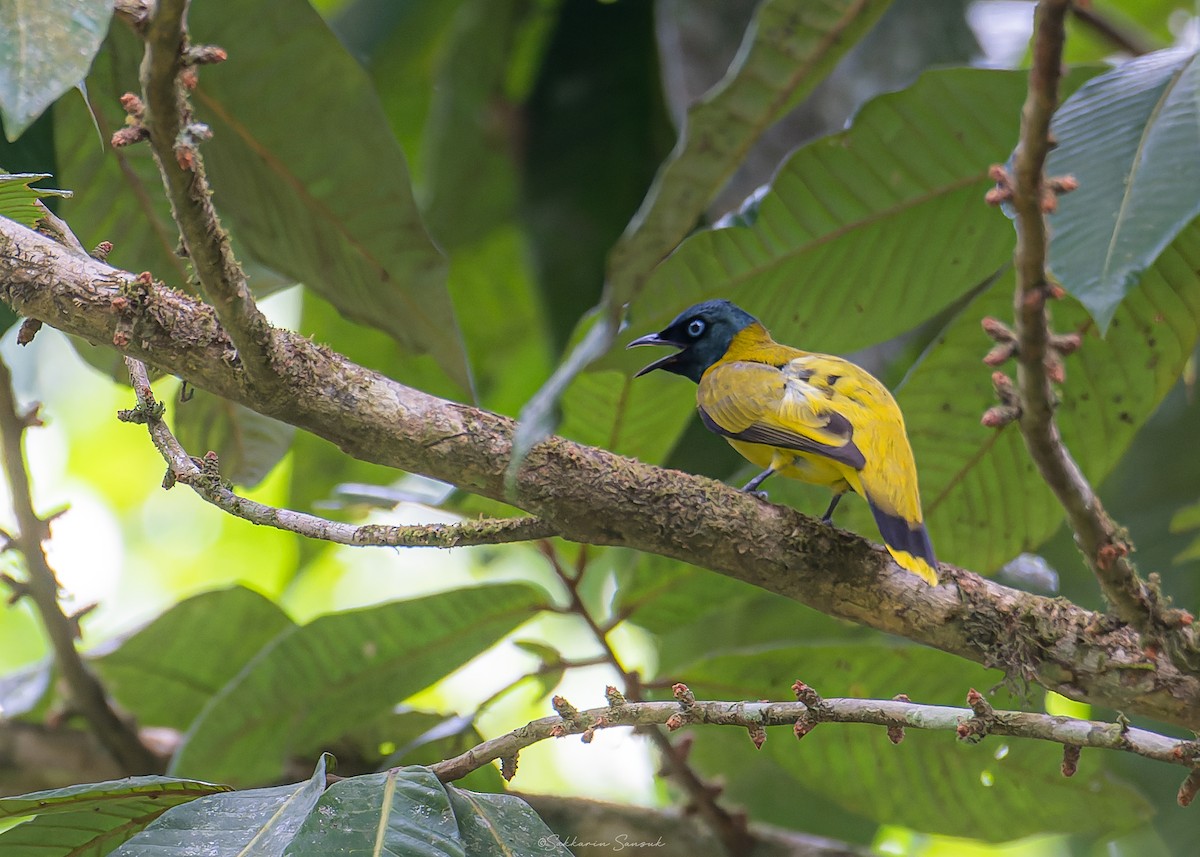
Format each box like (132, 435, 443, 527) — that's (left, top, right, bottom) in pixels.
(687, 319, 705, 337)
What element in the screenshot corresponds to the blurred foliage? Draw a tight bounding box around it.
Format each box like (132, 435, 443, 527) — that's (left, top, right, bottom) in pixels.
(1, 0, 1199, 855)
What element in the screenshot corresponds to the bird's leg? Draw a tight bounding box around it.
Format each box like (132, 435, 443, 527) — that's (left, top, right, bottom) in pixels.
(820, 492, 844, 523)
(740, 467, 776, 498)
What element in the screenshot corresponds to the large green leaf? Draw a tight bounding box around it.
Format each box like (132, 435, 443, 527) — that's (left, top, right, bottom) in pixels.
(0, 0, 111, 140)
(186, 0, 471, 391)
(282, 767, 464, 857)
(170, 584, 547, 785)
(112, 756, 329, 857)
(0, 777, 230, 856)
(901, 222, 1200, 573)
(576, 68, 1095, 469)
(606, 0, 894, 309)
(681, 645, 1153, 842)
(1046, 48, 1200, 329)
(94, 586, 293, 730)
(624, 68, 1093, 356)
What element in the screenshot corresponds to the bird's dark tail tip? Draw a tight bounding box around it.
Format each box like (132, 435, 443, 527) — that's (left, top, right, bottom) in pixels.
(868, 500, 939, 586)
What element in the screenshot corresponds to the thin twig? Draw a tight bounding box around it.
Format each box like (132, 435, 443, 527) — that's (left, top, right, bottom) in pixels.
(122, 358, 555, 547)
(430, 684, 1200, 783)
(0, 358, 160, 774)
(1068, 1, 1154, 57)
(1009, 1, 1192, 648)
(539, 545, 755, 857)
(141, 0, 278, 393)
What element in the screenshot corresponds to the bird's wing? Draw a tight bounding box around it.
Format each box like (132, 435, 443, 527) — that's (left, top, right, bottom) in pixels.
(697, 359, 865, 470)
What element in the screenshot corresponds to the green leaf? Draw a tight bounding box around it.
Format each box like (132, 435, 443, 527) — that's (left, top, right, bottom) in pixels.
(0, 777, 230, 820)
(282, 767, 464, 857)
(94, 586, 293, 730)
(0, 172, 69, 227)
(606, 0, 894, 309)
(112, 755, 330, 857)
(624, 68, 1089, 358)
(0, 0, 112, 140)
(186, 0, 471, 391)
(446, 786, 572, 856)
(902, 219, 1200, 573)
(518, 0, 889, 465)
(587, 68, 1097, 470)
(171, 584, 547, 785)
(682, 645, 1153, 841)
(1046, 48, 1200, 329)
(418, 0, 534, 250)
(0, 777, 230, 855)
(173, 390, 296, 488)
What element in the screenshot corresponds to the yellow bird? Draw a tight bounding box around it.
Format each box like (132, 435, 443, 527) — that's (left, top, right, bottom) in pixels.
(628, 299, 938, 585)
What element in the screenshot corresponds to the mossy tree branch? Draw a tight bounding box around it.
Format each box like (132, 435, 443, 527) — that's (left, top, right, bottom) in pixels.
(2, 217, 1200, 731)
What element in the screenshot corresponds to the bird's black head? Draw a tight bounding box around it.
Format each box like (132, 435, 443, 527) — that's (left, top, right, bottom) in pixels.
(627, 299, 759, 383)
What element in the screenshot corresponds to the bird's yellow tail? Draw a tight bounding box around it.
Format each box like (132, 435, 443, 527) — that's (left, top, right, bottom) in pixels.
(867, 500, 939, 585)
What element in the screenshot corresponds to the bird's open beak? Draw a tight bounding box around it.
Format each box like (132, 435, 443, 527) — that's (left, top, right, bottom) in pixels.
(627, 332, 684, 377)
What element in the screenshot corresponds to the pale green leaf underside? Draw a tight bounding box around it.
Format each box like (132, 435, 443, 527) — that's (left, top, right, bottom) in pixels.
(0, 0, 112, 140)
(1047, 48, 1200, 330)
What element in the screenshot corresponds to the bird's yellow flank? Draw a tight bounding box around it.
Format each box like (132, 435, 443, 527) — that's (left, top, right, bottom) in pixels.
(629, 299, 938, 585)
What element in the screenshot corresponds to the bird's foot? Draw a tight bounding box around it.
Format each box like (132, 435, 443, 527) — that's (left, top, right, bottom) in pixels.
(744, 488, 770, 501)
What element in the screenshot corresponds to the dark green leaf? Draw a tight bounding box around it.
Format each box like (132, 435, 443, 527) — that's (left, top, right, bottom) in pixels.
(282, 767, 464, 857)
(172, 390, 296, 488)
(0, 776, 230, 820)
(112, 755, 329, 857)
(1046, 48, 1200, 329)
(0, 777, 230, 855)
(446, 786, 572, 856)
(0, 0, 112, 140)
(170, 584, 547, 785)
(94, 586, 293, 730)
(186, 0, 471, 390)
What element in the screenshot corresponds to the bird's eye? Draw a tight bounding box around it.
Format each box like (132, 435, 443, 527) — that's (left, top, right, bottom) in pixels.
(686, 318, 706, 338)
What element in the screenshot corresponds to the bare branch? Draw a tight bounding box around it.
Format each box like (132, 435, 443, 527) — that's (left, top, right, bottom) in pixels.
(121, 358, 555, 548)
(540, 545, 753, 856)
(2, 218, 1200, 730)
(1068, 1, 1154, 57)
(140, 0, 278, 392)
(1007, 1, 1194, 653)
(430, 683, 1200, 784)
(0, 358, 161, 774)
